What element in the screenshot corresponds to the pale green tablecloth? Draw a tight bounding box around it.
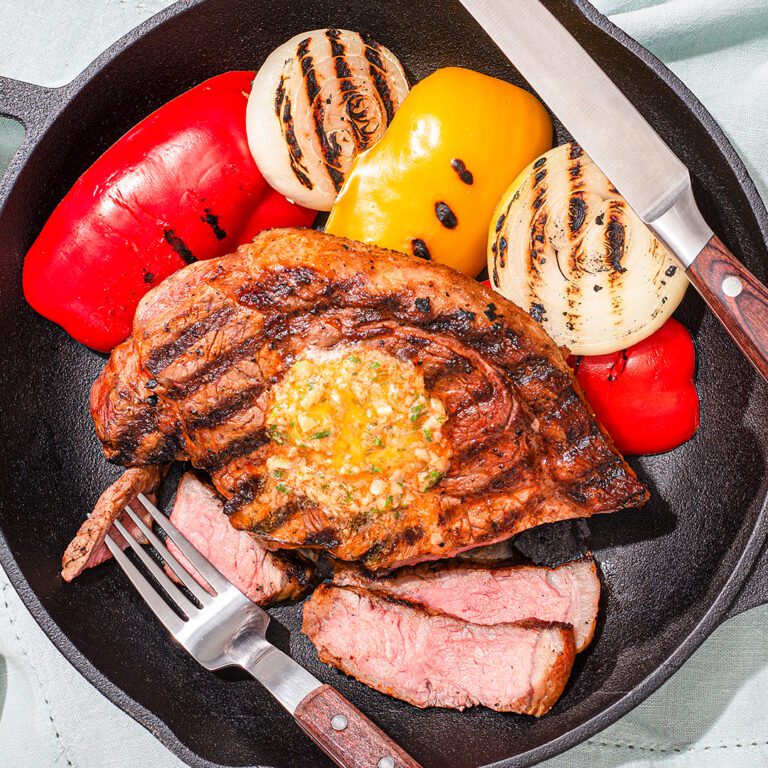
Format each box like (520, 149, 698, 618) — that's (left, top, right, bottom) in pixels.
(1, 1, 767, 766)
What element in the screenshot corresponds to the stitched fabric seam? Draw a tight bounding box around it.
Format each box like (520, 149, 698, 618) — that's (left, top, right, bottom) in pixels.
(1, 581, 75, 767)
(586, 738, 768, 753)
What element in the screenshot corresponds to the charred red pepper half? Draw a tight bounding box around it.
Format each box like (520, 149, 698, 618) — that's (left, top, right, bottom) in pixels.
(23, 71, 316, 352)
(573, 318, 700, 456)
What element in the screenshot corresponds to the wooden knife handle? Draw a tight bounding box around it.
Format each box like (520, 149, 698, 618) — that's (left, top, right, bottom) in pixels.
(687, 235, 768, 382)
(294, 685, 422, 768)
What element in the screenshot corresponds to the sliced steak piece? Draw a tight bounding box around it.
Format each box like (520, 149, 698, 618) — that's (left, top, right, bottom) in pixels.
(302, 584, 575, 715)
(334, 558, 600, 652)
(91, 227, 648, 570)
(167, 472, 312, 605)
(61, 465, 165, 582)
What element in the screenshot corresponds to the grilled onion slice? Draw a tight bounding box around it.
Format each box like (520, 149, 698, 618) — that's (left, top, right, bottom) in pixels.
(489, 143, 688, 355)
(246, 29, 409, 211)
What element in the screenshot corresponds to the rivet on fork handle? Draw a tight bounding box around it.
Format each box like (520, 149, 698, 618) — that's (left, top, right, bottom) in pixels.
(294, 685, 423, 768)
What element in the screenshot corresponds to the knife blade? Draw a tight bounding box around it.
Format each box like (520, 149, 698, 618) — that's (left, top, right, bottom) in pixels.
(457, 0, 712, 266)
(459, 0, 768, 381)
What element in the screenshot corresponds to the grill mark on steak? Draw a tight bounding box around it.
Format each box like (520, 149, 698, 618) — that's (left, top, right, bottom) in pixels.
(275, 549, 316, 589)
(110, 432, 182, 466)
(107, 406, 160, 462)
(172, 335, 264, 398)
(236, 496, 300, 533)
(548, 388, 584, 427)
(356, 540, 386, 565)
(108, 410, 183, 465)
(302, 527, 342, 548)
(487, 456, 537, 492)
(355, 524, 427, 566)
(236, 265, 324, 310)
(465, 379, 496, 406)
(422, 354, 474, 388)
(201, 429, 270, 474)
(185, 383, 266, 432)
(508, 354, 567, 398)
(222, 475, 264, 516)
(402, 526, 424, 545)
(565, 456, 647, 506)
(147, 306, 235, 374)
(422, 310, 478, 337)
(91, 229, 648, 570)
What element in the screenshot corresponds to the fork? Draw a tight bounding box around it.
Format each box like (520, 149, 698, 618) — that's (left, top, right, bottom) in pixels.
(104, 493, 421, 768)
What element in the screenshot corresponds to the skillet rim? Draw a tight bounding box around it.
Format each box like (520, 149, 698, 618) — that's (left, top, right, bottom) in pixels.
(0, 1, 766, 766)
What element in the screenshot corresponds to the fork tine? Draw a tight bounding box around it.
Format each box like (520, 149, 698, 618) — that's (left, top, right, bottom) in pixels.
(135, 493, 230, 593)
(112, 518, 199, 617)
(123, 504, 213, 605)
(105, 532, 186, 634)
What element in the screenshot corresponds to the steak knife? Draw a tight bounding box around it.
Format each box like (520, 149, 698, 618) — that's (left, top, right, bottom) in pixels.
(459, 0, 768, 381)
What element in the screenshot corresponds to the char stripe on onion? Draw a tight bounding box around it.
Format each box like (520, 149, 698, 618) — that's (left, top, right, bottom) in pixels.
(280, 95, 314, 191)
(327, 28, 345, 57)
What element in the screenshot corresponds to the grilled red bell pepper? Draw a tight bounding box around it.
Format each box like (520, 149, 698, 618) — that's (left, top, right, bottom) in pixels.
(23, 71, 316, 352)
(573, 318, 699, 455)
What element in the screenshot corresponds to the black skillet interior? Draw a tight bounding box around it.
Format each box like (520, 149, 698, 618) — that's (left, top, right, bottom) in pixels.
(0, 1, 767, 767)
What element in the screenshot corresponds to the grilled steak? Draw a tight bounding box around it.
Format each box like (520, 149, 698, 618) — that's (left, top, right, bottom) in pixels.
(302, 583, 575, 714)
(62, 465, 165, 582)
(91, 228, 647, 570)
(334, 557, 600, 652)
(167, 472, 312, 604)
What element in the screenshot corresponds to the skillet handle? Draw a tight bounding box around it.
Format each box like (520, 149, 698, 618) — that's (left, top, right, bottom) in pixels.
(687, 235, 768, 382)
(294, 685, 423, 768)
(0, 76, 60, 200)
(0, 75, 58, 133)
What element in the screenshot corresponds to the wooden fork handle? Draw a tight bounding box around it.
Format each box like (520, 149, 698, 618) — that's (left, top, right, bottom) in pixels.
(687, 235, 768, 382)
(294, 685, 422, 768)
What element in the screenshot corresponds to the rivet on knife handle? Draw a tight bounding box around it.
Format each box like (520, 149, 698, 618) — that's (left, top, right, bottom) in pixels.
(294, 685, 423, 768)
(686, 235, 768, 381)
(457, 0, 768, 382)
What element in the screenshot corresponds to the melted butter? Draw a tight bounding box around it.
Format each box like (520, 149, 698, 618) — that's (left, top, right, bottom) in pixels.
(265, 347, 452, 518)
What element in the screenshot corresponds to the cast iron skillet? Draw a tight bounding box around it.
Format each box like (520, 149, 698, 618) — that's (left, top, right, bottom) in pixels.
(0, 1, 766, 766)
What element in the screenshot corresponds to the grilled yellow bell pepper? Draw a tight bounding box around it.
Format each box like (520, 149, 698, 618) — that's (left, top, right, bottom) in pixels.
(326, 67, 553, 276)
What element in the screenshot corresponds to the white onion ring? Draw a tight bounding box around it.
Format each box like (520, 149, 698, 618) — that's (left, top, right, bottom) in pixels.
(489, 143, 689, 355)
(246, 28, 409, 210)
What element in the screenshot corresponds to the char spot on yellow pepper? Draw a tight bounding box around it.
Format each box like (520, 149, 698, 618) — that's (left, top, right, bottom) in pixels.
(435, 202, 458, 229)
(450, 158, 474, 185)
(326, 67, 553, 277)
(411, 238, 431, 260)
